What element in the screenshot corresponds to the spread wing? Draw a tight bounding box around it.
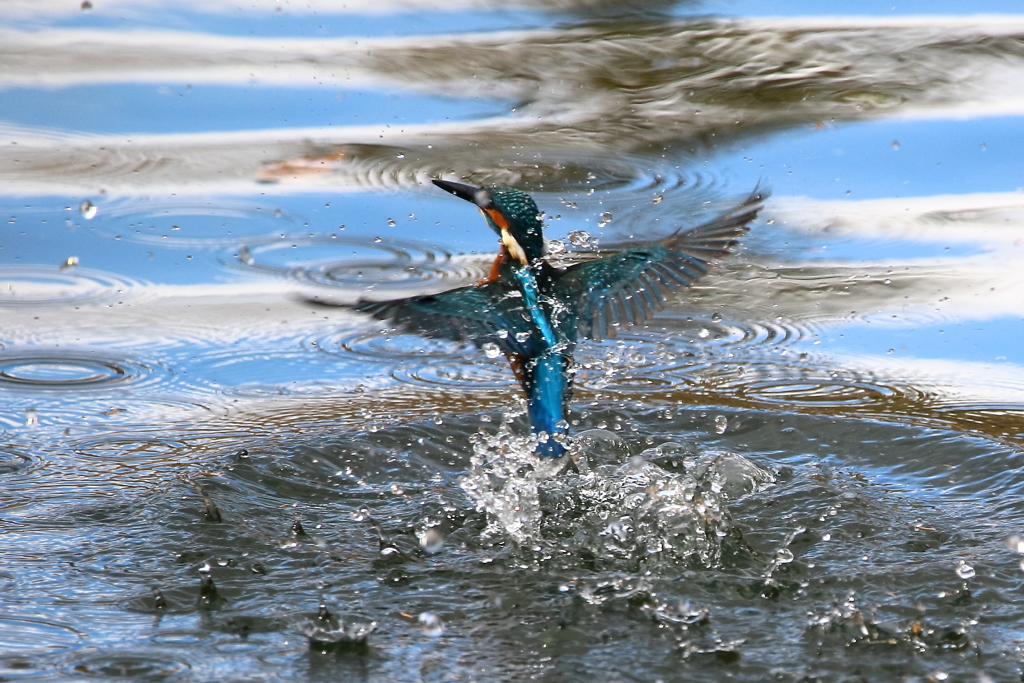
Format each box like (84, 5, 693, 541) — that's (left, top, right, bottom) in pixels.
(353, 281, 539, 357)
(552, 190, 765, 342)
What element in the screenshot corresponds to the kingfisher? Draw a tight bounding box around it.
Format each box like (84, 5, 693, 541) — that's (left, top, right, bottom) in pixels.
(353, 180, 764, 457)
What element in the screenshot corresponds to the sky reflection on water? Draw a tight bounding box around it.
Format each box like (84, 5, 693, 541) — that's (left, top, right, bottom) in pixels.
(2, 1, 1024, 682)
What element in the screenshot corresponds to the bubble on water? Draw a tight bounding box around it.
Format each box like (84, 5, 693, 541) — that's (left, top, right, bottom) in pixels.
(419, 527, 444, 554)
(482, 342, 501, 359)
(714, 415, 727, 434)
(387, 218, 396, 227)
(79, 200, 97, 219)
(567, 230, 594, 248)
(955, 560, 975, 580)
(418, 612, 444, 637)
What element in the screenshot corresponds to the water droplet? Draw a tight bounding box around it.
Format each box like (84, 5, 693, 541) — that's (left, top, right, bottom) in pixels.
(79, 200, 97, 219)
(373, 236, 382, 243)
(891, 140, 900, 151)
(883, 279, 891, 285)
(419, 528, 444, 554)
(600, 211, 612, 223)
(711, 312, 722, 322)
(497, 329, 509, 339)
(396, 153, 405, 159)
(1005, 534, 1024, 554)
(515, 331, 531, 343)
(60, 256, 79, 270)
(698, 328, 710, 339)
(652, 195, 663, 204)
(274, 209, 282, 218)
(714, 415, 727, 434)
(482, 342, 501, 359)
(23, 408, 39, 427)
(567, 230, 593, 248)
(386, 218, 396, 227)
(955, 560, 975, 580)
(418, 612, 444, 637)
(775, 548, 794, 564)
(546, 239, 566, 255)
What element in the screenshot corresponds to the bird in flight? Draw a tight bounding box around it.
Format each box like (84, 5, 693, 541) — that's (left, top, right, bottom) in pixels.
(353, 180, 765, 457)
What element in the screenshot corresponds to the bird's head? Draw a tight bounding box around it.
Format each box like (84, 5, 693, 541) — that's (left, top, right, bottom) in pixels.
(432, 179, 545, 266)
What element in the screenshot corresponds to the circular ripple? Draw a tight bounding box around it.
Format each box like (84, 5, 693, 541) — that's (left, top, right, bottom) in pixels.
(0, 448, 33, 474)
(67, 436, 186, 461)
(65, 654, 190, 680)
(232, 234, 486, 295)
(0, 353, 159, 391)
(0, 615, 82, 654)
(98, 197, 300, 248)
(658, 314, 813, 350)
(714, 362, 919, 408)
(313, 330, 463, 361)
(394, 361, 514, 389)
(256, 144, 710, 196)
(0, 265, 144, 308)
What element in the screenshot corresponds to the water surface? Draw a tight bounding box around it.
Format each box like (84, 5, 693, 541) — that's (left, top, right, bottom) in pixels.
(3, 1, 1024, 680)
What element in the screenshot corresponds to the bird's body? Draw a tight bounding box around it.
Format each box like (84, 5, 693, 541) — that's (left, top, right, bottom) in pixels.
(354, 180, 764, 457)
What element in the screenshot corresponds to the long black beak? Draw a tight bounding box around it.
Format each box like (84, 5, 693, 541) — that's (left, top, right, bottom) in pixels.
(432, 179, 480, 204)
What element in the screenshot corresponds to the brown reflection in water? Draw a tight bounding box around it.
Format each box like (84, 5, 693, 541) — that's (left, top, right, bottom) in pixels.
(199, 370, 1024, 453)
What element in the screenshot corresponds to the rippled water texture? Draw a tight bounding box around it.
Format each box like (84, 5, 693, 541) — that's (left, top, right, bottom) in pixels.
(3, 1, 1024, 681)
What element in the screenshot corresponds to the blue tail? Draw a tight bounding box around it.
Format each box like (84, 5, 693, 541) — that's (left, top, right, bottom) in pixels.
(526, 353, 568, 458)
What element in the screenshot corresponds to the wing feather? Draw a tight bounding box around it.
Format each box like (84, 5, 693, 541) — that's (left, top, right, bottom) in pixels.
(553, 190, 764, 341)
(353, 283, 537, 357)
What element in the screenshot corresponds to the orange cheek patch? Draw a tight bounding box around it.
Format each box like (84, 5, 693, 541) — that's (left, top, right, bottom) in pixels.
(484, 208, 510, 231)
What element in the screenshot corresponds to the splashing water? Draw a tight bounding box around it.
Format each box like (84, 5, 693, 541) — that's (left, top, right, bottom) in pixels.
(461, 414, 776, 571)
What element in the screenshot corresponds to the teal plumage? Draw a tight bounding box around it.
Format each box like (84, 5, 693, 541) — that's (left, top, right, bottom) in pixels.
(354, 180, 765, 457)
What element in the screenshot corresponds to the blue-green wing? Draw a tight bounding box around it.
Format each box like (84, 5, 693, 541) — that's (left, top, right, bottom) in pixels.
(552, 191, 764, 342)
(354, 282, 538, 357)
